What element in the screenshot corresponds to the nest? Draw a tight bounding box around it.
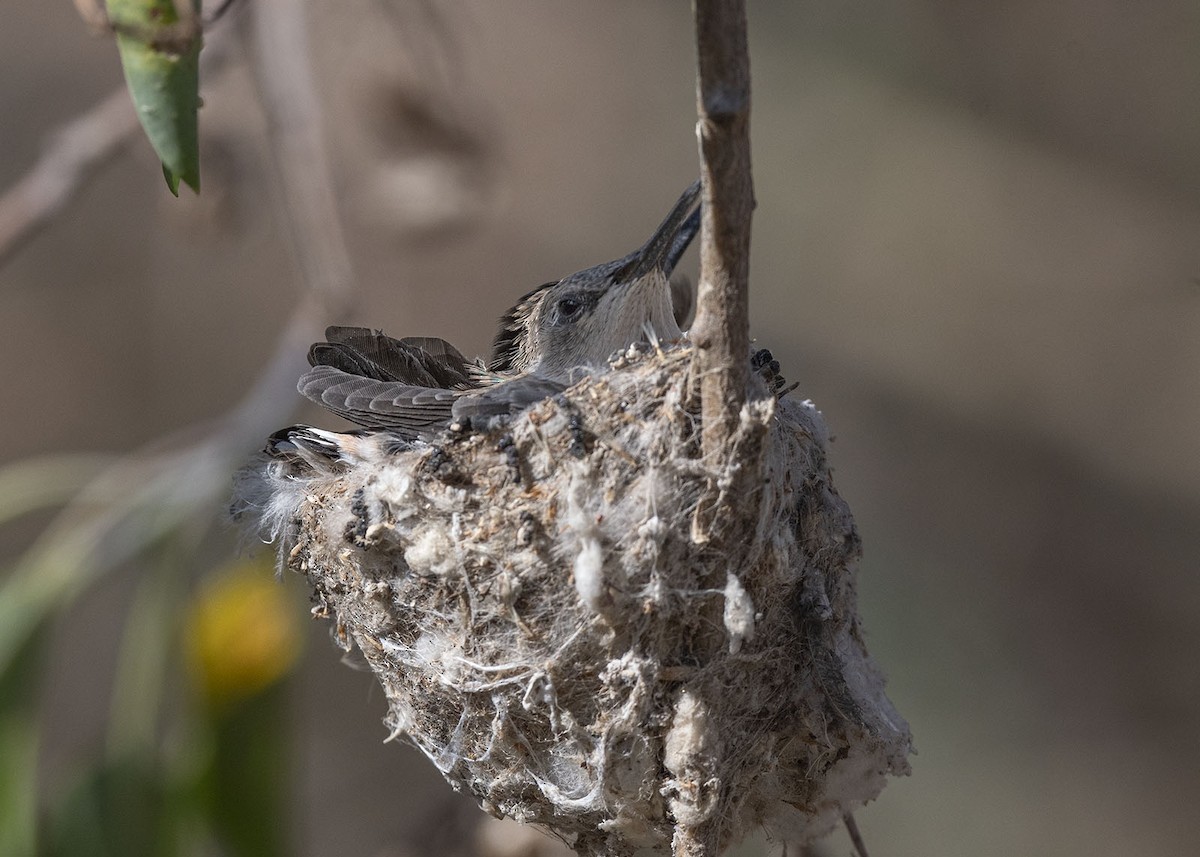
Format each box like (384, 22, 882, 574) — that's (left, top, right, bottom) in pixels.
(245, 343, 911, 856)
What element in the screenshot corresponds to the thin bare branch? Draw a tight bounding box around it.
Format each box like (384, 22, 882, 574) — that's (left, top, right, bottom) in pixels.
(0, 89, 137, 267)
(675, 5, 756, 855)
(0, 24, 234, 269)
(844, 813, 872, 857)
(691, 0, 755, 457)
(244, 0, 356, 312)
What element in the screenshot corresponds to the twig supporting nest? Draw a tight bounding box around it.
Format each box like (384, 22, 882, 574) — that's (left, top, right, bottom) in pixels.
(241, 343, 911, 856)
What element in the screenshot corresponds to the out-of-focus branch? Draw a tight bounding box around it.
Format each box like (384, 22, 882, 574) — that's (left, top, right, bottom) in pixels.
(0, 22, 234, 268)
(1, 0, 358, 672)
(0, 89, 137, 267)
(690, 0, 754, 459)
(244, 0, 355, 311)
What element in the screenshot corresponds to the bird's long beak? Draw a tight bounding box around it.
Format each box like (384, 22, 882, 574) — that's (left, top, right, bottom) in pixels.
(617, 179, 702, 281)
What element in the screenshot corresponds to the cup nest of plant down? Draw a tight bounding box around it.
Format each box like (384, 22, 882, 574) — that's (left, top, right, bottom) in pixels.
(240, 341, 911, 857)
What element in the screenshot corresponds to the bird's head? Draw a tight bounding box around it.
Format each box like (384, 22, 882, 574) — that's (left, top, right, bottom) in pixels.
(490, 180, 701, 380)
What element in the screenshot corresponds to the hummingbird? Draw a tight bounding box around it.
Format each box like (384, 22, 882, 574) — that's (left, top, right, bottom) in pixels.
(268, 179, 702, 463)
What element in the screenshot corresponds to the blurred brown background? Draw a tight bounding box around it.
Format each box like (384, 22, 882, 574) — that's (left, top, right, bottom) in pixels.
(3, 1, 1198, 855)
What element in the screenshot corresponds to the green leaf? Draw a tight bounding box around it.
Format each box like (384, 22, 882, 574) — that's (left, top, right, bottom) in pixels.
(0, 628, 44, 857)
(197, 683, 293, 857)
(106, 0, 202, 194)
(41, 753, 175, 857)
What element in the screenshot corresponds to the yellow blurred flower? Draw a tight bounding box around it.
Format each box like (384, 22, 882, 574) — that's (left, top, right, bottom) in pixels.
(185, 559, 301, 709)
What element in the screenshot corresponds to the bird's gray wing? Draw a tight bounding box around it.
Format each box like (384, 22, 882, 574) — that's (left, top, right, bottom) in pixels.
(450, 374, 566, 428)
(298, 365, 458, 437)
(312, 326, 474, 389)
(396, 336, 468, 365)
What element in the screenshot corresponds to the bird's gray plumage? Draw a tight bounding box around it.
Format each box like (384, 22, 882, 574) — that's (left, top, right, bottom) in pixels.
(288, 180, 702, 447)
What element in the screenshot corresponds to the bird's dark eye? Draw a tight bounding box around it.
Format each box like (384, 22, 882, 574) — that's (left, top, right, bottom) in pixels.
(556, 296, 583, 321)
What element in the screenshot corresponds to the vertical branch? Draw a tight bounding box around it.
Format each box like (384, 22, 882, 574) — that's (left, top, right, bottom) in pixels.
(691, 0, 754, 458)
(677, 7, 754, 856)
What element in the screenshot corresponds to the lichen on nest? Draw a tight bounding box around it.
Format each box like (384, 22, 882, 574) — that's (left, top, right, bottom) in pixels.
(238, 342, 911, 856)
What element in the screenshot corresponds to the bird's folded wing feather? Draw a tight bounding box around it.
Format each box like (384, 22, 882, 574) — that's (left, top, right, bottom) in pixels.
(300, 364, 566, 437)
(450, 374, 566, 425)
(298, 365, 458, 436)
(311, 326, 474, 389)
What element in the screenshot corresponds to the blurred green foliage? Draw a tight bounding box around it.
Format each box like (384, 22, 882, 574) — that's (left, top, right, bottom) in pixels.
(0, 454, 302, 857)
